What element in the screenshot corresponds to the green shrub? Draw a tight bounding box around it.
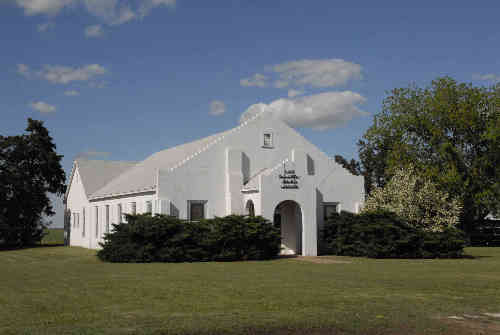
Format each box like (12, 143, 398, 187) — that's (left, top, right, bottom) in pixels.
(97, 214, 280, 263)
(320, 211, 466, 258)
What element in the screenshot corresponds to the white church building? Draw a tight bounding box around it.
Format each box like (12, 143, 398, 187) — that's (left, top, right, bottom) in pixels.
(64, 110, 364, 256)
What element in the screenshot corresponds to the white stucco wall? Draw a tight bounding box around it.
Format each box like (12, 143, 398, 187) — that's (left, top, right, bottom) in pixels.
(67, 164, 155, 249)
(155, 112, 363, 255)
(68, 112, 364, 254)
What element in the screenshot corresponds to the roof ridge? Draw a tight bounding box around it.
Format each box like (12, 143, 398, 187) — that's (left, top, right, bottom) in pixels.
(77, 158, 138, 164)
(89, 109, 268, 200)
(167, 109, 267, 172)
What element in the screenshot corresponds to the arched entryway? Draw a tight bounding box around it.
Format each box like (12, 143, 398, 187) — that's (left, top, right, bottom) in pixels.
(274, 200, 302, 255)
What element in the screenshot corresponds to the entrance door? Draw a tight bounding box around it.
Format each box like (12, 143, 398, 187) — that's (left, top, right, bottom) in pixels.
(274, 200, 302, 255)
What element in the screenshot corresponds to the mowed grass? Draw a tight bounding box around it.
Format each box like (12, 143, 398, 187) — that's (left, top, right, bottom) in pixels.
(41, 228, 64, 245)
(2, 246, 500, 335)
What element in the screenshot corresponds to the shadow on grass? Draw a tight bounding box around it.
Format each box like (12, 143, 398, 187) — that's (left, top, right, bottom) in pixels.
(0, 243, 65, 251)
(462, 254, 493, 259)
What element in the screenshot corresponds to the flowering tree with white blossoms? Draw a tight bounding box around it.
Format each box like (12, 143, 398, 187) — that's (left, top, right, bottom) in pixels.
(362, 165, 462, 232)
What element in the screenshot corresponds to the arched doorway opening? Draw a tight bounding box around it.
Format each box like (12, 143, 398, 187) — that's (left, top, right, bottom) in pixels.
(274, 200, 302, 255)
(245, 200, 255, 217)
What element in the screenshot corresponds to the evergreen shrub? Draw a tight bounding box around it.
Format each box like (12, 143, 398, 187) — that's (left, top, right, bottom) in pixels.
(97, 214, 280, 263)
(320, 211, 466, 258)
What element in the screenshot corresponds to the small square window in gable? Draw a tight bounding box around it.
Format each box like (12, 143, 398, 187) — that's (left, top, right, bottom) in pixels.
(262, 130, 274, 149)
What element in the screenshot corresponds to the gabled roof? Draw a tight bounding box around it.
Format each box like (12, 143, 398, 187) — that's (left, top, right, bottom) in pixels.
(87, 109, 267, 200)
(89, 129, 231, 200)
(77, 159, 137, 197)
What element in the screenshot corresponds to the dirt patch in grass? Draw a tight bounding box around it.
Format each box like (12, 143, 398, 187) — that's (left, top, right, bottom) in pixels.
(439, 314, 500, 335)
(294, 256, 352, 264)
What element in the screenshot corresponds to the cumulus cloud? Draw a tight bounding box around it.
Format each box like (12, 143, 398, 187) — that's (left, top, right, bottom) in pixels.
(287, 89, 303, 98)
(473, 73, 500, 82)
(240, 73, 268, 87)
(38, 64, 107, 84)
(240, 58, 363, 94)
(29, 101, 56, 113)
(84, 24, 103, 37)
(64, 89, 80, 96)
(12, 0, 176, 25)
(272, 59, 362, 88)
(240, 91, 367, 130)
(209, 100, 226, 116)
(14, 0, 76, 15)
(37, 21, 55, 32)
(17, 63, 107, 84)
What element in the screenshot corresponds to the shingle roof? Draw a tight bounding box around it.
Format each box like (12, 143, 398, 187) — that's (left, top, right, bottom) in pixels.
(76, 159, 137, 197)
(89, 129, 231, 199)
(86, 109, 267, 200)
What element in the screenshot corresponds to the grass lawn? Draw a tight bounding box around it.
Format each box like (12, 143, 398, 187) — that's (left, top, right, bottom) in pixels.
(41, 228, 64, 245)
(2, 246, 500, 335)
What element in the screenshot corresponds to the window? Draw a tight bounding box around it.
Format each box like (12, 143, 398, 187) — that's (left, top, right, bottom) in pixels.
(77, 213, 79, 229)
(245, 200, 255, 217)
(188, 200, 207, 221)
(95, 206, 99, 238)
(145, 200, 152, 214)
(117, 204, 122, 224)
(263, 132, 273, 148)
(130, 202, 136, 215)
(82, 207, 86, 237)
(323, 202, 339, 220)
(105, 205, 110, 233)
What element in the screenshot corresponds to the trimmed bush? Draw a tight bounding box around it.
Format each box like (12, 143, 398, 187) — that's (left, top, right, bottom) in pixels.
(320, 211, 466, 258)
(97, 214, 280, 263)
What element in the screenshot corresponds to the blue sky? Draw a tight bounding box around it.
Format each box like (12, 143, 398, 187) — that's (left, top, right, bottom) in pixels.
(1, 0, 499, 227)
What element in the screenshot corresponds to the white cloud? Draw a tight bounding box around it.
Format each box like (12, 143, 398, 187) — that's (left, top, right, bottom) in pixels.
(138, 0, 176, 18)
(17, 63, 31, 78)
(38, 64, 107, 84)
(287, 89, 303, 98)
(240, 58, 363, 93)
(240, 91, 367, 130)
(12, 0, 176, 25)
(15, 0, 76, 15)
(209, 100, 226, 116)
(240, 73, 268, 88)
(272, 59, 362, 88)
(84, 24, 103, 37)
(29, 101, 56, 113)
(64, 89, 80, 96)
(473, 73, 500, 82)
(37, 21, 55, 32)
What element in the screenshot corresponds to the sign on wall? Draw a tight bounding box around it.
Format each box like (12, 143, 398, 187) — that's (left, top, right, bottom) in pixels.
(279, 163, 300, 189)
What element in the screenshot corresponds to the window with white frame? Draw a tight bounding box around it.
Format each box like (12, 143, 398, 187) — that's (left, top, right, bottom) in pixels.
(262, 131, 273, 148)
(130, 202, 136, 215)
(145, 200, 152, 214)
(323, 202, 340, 220)
(188, 200, 207, 221)
(105, 205, 110, 233)
(77, 213, 79, 229)
(95, 206, 99, 238)
(117, 204, 122, 223)
(82, 207, 86, 237)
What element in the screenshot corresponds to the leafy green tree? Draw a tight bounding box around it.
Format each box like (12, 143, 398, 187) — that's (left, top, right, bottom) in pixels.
(358, 77, 500, 234)
(0, 118, 66, 248)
